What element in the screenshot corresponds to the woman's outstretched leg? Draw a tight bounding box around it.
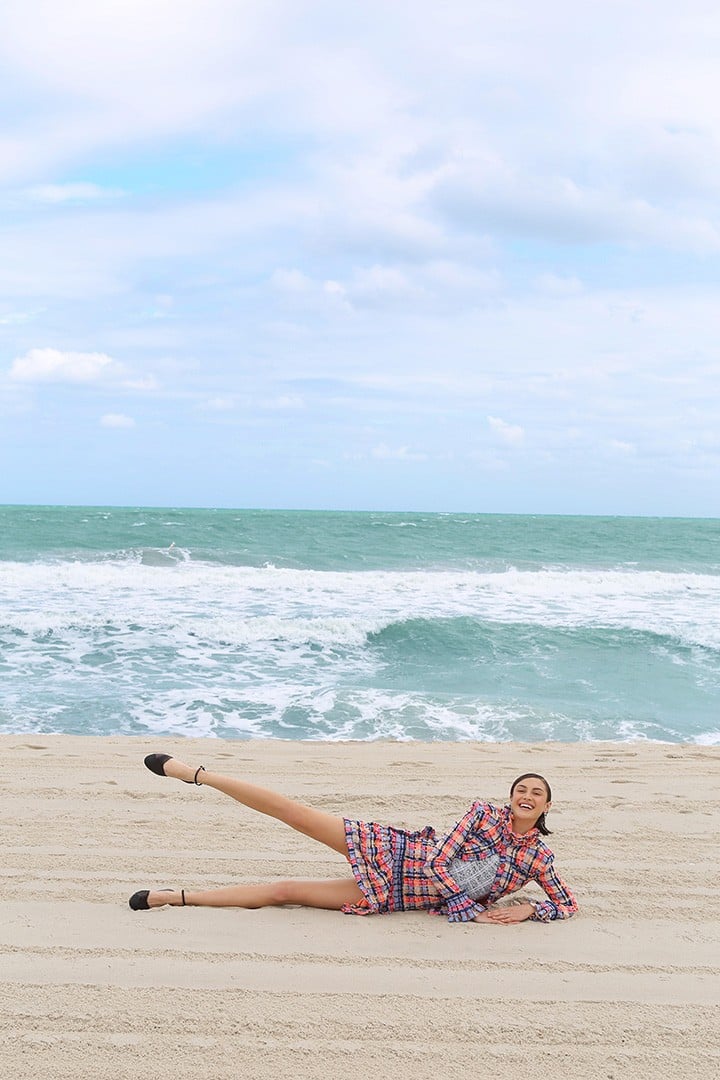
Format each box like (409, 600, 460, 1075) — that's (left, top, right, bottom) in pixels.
(155, 755, 349, 856)
(139, 878, 364, 910)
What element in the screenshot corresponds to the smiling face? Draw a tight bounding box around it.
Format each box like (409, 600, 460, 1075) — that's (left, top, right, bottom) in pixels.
(509, 775, 552, 833)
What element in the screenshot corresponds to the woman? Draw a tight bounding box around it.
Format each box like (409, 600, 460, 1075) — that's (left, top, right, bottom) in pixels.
(129, 754, 577, 924)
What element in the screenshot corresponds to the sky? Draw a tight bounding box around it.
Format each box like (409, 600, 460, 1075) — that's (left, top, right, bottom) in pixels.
(1, 0, 720, 515)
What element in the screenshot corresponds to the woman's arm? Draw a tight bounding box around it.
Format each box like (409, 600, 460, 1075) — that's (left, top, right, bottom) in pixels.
(477, 857, 577, 925)
(528, 856, 578, 921)
(424, 801, 498, 923)
(477, 903, 534, 924)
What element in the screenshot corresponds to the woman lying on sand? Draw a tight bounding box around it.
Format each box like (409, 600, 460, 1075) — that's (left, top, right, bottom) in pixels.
(129, 754, 577, 923)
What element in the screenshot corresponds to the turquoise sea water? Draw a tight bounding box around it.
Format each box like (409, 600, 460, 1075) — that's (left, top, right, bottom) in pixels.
(1, 506, 719, 744)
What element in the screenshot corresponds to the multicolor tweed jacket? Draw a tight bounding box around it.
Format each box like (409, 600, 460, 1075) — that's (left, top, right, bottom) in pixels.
(342, 802, 577, 923)
(424, 801, 578, 922)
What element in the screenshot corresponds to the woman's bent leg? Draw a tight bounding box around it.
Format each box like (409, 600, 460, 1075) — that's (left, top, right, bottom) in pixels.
(161, 757, 349, 856)
(143, 878, 364, 910)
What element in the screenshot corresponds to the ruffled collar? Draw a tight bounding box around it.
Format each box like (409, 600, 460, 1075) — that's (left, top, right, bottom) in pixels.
(501, 804, 540, 846)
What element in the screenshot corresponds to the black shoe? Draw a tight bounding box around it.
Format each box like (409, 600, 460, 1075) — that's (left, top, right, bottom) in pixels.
(128, 888, 185, 910)
(144, 753, 205, 784)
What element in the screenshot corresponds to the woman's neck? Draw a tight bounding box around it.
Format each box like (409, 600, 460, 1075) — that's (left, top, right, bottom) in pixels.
(509, 813, 534, 835)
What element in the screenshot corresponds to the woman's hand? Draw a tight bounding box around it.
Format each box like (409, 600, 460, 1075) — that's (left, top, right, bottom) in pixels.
(474, 903, 534, 924)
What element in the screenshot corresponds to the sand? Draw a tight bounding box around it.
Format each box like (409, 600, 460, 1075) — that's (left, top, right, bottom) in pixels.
(2, 734, 719, 1080)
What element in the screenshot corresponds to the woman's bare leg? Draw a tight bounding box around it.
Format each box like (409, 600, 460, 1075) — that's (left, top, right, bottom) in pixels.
(159, 756, 348, 856)
(143, 878, 364, 910)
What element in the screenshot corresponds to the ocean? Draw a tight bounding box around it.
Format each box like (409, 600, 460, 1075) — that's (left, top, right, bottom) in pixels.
(1, 506, 719, 744)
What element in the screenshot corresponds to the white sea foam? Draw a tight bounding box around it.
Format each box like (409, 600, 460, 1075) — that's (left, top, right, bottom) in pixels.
(123, 685, 547, 743)
(1, 560, 719, 648)
(2, 557, 718, 743)
(695, 732, 720, 745)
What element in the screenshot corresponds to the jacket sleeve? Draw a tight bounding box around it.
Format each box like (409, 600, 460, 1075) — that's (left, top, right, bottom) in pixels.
(424, 801, 494, 923)
(529, 855, 578, 921)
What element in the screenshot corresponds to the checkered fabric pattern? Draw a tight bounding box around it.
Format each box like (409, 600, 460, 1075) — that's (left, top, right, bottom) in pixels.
(342, 802, 577, 923)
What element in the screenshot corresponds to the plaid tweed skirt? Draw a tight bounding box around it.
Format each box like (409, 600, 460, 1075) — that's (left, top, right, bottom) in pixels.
(342, 819, 439, 916)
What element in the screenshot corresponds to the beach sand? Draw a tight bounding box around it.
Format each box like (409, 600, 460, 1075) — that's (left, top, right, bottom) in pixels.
(2, 735, 719, 1080)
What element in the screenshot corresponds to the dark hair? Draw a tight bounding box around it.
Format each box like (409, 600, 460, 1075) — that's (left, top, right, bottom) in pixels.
(510, 773, 552, 835)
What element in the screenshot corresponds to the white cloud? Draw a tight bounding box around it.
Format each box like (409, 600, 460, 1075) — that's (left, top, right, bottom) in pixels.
(607, 439, 637, 456)
(423, 260, 502, 293)
(534, 273, 583, 296)
(370, 443, 428, 462)
(0, 309, 36, 325)
(1, 2, 719, 245)
(26, 182, 123, 203)
(100, 413, 135, 428)
(274, 258, 502, 316)
(346, 265, 418, 307)
(434, 165, 720, 253)
(120, 376, 159, 391)
(9, 348, 122, 382)
(2, 3, 720, 510)
(271, 269, 313, 293)
(488, 416, 525, 446)
(263, 394, 304, 409)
